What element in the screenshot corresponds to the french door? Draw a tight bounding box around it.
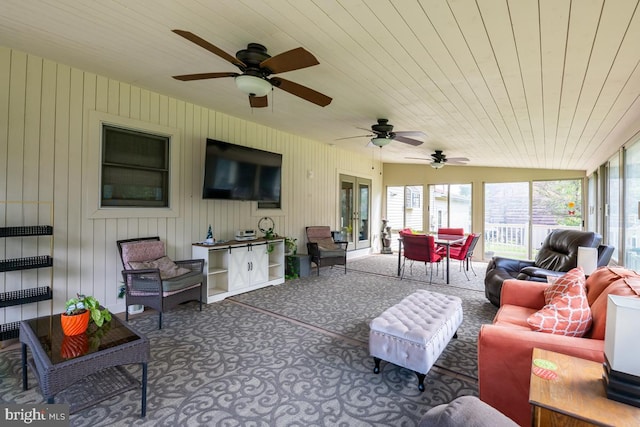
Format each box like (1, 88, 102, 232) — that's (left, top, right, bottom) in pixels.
(340, 174, 371, 250)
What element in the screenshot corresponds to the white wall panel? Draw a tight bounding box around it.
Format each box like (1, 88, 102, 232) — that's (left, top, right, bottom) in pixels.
(1, 47, 382, 315)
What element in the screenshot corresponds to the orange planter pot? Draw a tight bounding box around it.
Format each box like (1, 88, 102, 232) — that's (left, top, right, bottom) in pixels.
(60, 310, 90, 336)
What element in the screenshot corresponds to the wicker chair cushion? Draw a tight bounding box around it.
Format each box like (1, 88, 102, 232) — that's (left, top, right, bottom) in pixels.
(130, 270, 202, 293)
(315, 237, 341, 251)
(129, 283, 201, 297)
(121, 241, 165, 266)
(129, 256, 190, 279)
(161, 270, 203, 293)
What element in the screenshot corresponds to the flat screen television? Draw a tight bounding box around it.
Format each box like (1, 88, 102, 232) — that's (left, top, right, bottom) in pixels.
(202, 138, 282, 202)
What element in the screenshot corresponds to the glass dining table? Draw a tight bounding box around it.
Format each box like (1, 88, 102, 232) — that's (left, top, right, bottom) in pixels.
(397, 234, 466, 284)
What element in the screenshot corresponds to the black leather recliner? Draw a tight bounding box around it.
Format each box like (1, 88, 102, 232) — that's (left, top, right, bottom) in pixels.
(484, 229, 609, 306)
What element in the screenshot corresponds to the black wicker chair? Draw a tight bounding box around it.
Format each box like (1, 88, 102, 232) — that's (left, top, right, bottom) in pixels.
(306, 226, 348, 275)
(117, 236, 204, 329)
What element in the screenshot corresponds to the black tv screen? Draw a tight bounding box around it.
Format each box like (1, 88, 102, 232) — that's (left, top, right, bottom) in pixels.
(202, 139, 282, 202)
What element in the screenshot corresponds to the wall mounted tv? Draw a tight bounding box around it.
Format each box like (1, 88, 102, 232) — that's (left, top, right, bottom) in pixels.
(202, 138, 282, 202)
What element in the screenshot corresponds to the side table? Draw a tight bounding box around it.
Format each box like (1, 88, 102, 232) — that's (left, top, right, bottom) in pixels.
(20, 313, 150, 416)
(285, 254, 311, 277)
(529, 348, 640, 426)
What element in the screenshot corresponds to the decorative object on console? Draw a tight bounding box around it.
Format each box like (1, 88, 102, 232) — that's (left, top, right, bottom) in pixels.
(603, 294, 640, 408)
(205, 225, 214, 244)
(258, 217, 275, 239)
(577, 246, 598, 275)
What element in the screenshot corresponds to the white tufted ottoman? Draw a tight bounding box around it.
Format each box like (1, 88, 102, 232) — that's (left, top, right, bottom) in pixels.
(369, 289, 463, 391)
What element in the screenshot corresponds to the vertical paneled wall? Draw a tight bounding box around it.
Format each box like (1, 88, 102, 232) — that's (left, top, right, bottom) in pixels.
(0, 48, 381, 317)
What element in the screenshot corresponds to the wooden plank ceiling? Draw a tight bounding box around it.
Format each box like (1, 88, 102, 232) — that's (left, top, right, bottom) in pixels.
(1, 0, 639, 172)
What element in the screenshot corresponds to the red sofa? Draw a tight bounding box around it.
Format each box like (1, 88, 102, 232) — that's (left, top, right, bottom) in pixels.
(478, 266, 640, 426)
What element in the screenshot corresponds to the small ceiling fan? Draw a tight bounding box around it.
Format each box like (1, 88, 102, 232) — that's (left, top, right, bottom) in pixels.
(171, 30, 332, 108)
(337, 119, 426, 147)
(407, 150, 469, 169)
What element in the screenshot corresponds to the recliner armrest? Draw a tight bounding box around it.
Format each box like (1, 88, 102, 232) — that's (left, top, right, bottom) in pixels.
(518, 266, 564, 282)
(491, 257, 535, 273)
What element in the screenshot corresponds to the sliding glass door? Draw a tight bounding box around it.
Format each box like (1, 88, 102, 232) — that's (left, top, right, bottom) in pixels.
(606, 154, 621, 264)
(625, 142, 640, 269)
(484, 182, 530, 259)
(385, 185, 424, 249)
(531, 180, 582, 257)
(428, 184, 472, 233)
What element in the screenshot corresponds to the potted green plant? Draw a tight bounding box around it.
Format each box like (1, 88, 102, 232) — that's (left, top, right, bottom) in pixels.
(61, 294, 112, 336)
(285, 237, 297, 255)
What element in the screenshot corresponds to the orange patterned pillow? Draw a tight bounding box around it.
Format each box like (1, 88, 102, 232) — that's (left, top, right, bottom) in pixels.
(543, 267, 585, 304)
(527, 276, 592, 337)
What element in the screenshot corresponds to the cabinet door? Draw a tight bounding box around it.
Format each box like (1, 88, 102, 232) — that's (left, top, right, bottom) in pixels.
(228, 246, 251, 291)
(249, 244, 269, 285)
(228, 244, 270, 290)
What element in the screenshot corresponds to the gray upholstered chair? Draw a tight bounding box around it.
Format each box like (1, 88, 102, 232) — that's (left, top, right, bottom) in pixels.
(419, 396, 517, 427)
(306, 226, 348, 275)
(117, 236, 204, 329)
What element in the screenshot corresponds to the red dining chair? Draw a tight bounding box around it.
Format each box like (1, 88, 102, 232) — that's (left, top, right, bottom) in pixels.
(446, 233, 481, 280)
(399, 232, 442, 284)
(436, 227, 465, 253)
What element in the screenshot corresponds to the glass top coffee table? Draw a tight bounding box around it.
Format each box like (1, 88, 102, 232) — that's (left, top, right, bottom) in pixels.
(19, 313, 149, 416)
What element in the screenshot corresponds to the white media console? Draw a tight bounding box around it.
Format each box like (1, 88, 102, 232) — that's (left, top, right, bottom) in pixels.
(192, 238, 285, 303)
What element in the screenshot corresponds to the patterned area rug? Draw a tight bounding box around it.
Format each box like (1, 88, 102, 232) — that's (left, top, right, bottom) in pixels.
(0, 255, 497, 426)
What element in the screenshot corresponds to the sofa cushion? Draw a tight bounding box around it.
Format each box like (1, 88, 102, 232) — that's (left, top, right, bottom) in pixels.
(527, 279, 592, 337)
(586, 276, 640, 339)
(129, 256, 191, 280)
(543, 267, 585, 304)
(585, 266, 640, 306)
(493, 305, 538, 330)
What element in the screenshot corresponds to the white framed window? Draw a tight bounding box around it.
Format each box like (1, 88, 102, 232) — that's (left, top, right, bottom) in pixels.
(85, 111, 181, 219)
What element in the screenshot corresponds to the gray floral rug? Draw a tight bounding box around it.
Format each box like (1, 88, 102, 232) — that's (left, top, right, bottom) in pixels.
(0, 255, 496, 426)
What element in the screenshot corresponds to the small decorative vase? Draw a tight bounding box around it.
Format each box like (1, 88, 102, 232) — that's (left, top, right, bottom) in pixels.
(60, 333, 89, 359)
(60, 310, 90, 336)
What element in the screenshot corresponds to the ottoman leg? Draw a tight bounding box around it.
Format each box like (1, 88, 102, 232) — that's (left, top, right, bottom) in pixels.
(373, 357, 381, 374)
(416, 372, 426, 392)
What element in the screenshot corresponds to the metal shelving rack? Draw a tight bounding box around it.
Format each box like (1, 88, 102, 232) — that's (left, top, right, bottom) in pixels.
(0, 201, 54, 341)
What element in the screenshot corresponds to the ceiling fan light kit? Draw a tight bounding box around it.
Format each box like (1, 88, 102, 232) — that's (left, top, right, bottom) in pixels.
(235, 75, 272, 97)
(371, 137, 392, 147)
(430, 161, 445, 169)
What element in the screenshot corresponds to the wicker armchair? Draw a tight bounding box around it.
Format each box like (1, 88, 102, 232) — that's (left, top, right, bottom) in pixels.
(306, 226, 348, 275)
(117, 237, 204, 329)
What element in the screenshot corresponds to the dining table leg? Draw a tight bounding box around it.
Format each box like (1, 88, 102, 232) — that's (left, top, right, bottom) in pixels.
(397, 239, 402, 276)
(445, 244, 451, 284)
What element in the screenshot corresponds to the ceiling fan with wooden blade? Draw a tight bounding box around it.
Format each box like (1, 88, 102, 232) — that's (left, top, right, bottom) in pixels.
(171, 29, 332, 108)
(337, 119, 426, 147)
(406, 150, 469, 168)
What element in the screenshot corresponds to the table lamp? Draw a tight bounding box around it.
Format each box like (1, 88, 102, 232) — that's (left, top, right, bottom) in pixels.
(603, 294, 640, 407)
(577, 246, 598, 275)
